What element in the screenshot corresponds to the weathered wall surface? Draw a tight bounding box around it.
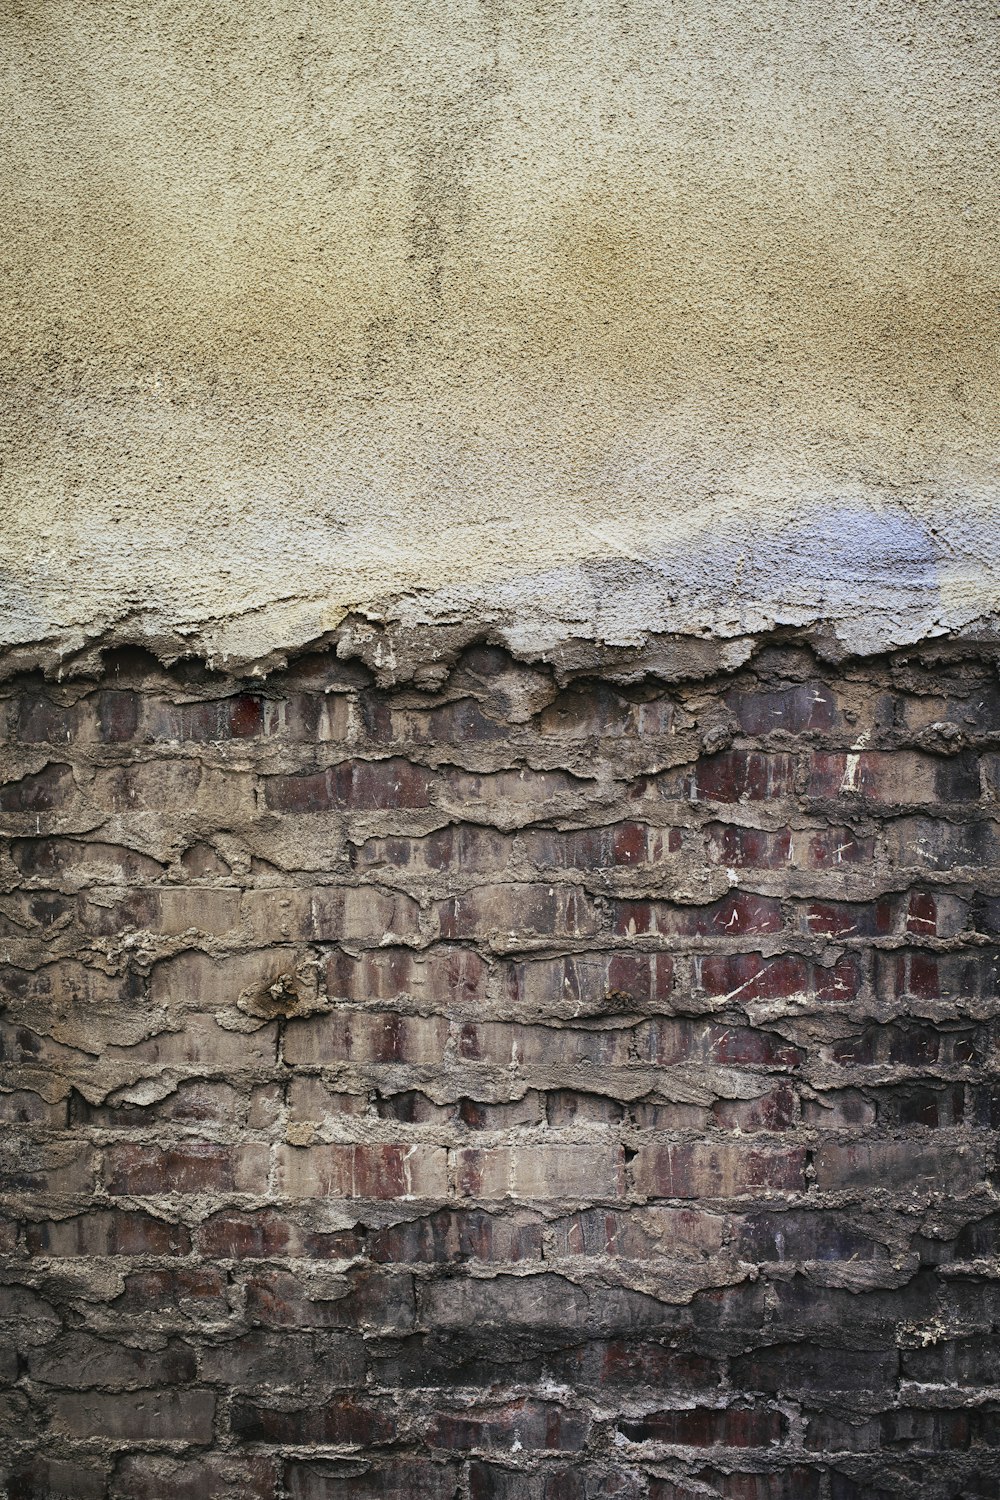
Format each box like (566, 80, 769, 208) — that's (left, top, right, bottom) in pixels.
(1, 0, 998, 668)
(3, 638, 1000, 1497)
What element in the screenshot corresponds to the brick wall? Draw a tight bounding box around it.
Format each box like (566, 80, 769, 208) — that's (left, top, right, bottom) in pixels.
(1, 637, 999, 1499)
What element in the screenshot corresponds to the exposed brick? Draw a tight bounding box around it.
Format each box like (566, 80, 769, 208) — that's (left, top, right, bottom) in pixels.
(697, 952, 860, 1004)
(110, 1454, 279, 1500)
(230, 1396, 395, 1445)
(613, 890, 784, 939)
(732, 1343, 898, 1394)
(456, 1146, 625, 1200)
(504, 952, 673, 1012)
(0, 762, 75, 814)
(28, 1332, 197, 1389)
(692, 751, 796, 803)
(105, 1141, 269, 1196)
(725, 681, 841, 735)
(520, 822, 682, 871)
(633, 1143, 807, 1198)
(324, 945, 487, 1006)
(807, 750, 979, 804)
(284, 1457, 460, 1500)
(274, 1143, 449, 1198)
(243, 884, 421, 944)
(618, 1404, 785, 1446)
(427, 1399, 589, 1451)
(354, 824, 514, 875)
(284, 1010, 449, 1066)
(815, 1139, 986, 1193)
(436, 883, 600, 941)
(9, 641, 1000, 1497)
(264, 758, 431, 811)
(26, 1210, 190, 1256)
(50, 1389, 216, 1441)
(368, 1209, 543, 1265)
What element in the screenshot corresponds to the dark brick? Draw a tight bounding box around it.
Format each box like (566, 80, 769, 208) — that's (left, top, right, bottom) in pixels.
(264, 758, 431, 811)
(693, 751, 796, 802)
(0, 763, 74, 813)
(618, 1405, 784, 1446)
(231, 1396, 395, 1445)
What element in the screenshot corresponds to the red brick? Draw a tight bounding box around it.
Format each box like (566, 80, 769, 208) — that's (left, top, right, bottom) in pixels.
(735, 1211, 882, 1262)
(704, 823, 874, 869)
(198, 1330, 365, 1389)
(324, 945, 487, 1006)
(105, 1141, 268, 1195)
(275, 1143, 449, 1198)
(26, 1210, 190, 1256)
(806, 749, 979, 803)
(50, 1389, 216, 1441)
(28, 1332, 197, 1388)
(3, 1459, 108, 1500)
(150, 948, 311, 1022)
(732, 1342, 897, 1393)
(264, 758, 431, 811)
(539, 683, 675, 738)
(80, 885, 240, 937)
(95, 689, 142, 742)
(284, 1010, 449, 1066)
(613, 891, 783, 939)
(110, 1269, 229, 1329)
(713, 1080, 798, 1132)
(195, 1208, 297, 1258)
(633, 1143, 807, 1198)
(548, 1205, 725, 1258)
(697, 952, 860, 1004)
(876, 947, 1000, 1003)
(91, 761, 252, 818)
(830, 1021, 980, 1067)
(693, 751, 796, 802)
(455, 1020, 632, 1067)
(638, 1018, 804, 1068)
(0, 1140, 95, 1196)
(16, 695, 84, 742)
(651, 1468, 821, 1500)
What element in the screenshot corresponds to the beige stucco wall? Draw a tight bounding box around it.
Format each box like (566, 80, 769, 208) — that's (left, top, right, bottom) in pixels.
(1, 0, 997, 669)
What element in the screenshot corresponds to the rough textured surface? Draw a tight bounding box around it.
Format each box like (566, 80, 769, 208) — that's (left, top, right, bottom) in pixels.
(2, 1, 999, 668)
(3, 634, 1000, 1497)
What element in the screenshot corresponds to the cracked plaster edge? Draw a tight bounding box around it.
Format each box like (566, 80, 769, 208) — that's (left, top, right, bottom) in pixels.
(3, 590, 1000, 689)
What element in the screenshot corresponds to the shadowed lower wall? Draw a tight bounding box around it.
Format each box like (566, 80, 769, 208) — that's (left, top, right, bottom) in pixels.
(2, 635, 1000, 1498)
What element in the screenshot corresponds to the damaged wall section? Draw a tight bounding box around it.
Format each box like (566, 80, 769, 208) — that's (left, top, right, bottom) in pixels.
(1, 636, 999, 1498)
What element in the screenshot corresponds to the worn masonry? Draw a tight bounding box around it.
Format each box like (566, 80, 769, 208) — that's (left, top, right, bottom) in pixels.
(2, 632, 1000, 1499)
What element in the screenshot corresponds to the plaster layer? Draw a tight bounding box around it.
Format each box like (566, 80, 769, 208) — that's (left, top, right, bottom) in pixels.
(1, 0, 998, 668)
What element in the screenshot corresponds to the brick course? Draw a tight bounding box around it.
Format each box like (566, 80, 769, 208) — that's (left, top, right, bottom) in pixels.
(2, 637, 1000, 1495)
